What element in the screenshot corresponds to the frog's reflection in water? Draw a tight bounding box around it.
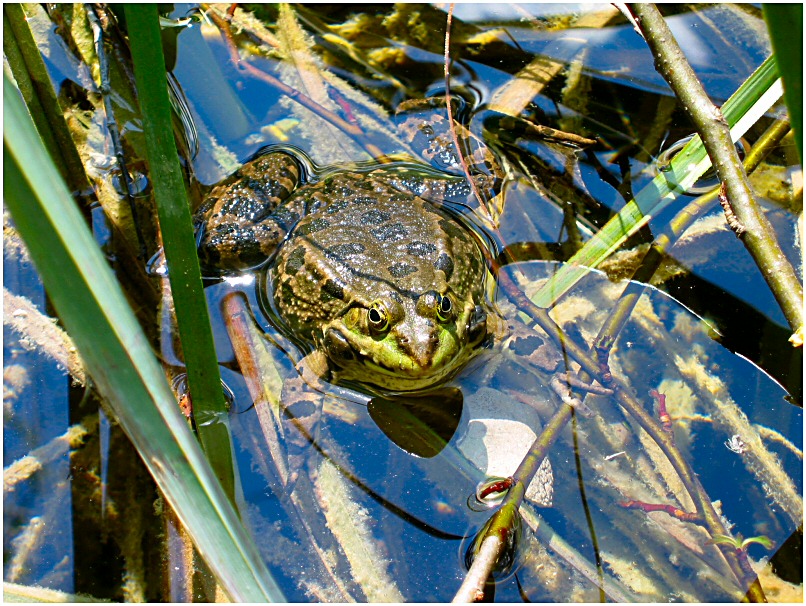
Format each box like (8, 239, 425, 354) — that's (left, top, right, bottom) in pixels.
(368, 387, 464, 458)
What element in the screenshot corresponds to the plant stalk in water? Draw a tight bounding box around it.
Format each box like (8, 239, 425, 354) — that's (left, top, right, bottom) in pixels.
(124, 4, 236, 502)
(629, 3, 803, 344)
(454, 403, 575, 602)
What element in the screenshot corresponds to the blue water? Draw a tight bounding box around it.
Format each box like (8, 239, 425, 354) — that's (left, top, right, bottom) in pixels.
(5, 3, 801, 601)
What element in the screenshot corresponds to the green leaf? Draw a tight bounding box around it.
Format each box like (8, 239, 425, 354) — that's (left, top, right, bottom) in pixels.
(4, 73, 284, 602)
(123, 4, 237, 501)
(763, 4, 803, 162)
(740, 535, 774, 550)
(709, 534, 742, 548)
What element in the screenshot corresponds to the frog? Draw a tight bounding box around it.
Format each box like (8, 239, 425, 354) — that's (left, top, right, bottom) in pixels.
(196, 145, 609, 493)
(197, 150, 493, 395)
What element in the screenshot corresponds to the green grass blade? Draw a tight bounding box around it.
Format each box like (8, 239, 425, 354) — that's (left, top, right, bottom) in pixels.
(533, 55, 782, 307)
(763, 4, 803, 161)
(3, 4, 90, 192)
(4, 73, 284, 602)
(123, 4, 236, 500)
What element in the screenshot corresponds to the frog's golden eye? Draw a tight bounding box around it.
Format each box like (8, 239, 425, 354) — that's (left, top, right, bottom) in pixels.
(437, 294, 453, 322)
(368, 302, 390, 333)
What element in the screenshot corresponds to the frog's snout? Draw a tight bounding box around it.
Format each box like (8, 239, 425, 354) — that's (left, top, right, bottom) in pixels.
(322, 324, 441, 373)
(396, 328, 440, 370)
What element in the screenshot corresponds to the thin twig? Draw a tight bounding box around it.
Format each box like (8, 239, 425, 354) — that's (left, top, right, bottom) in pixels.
(497, 116, 598, 147)
(452, 534, 501, 602)
(570, 412, 606, 602)
(629, 3, 803, 344)
(443, 3, 496, 227)
(620, 499, 705, 525)
(455, 403, 574, 602)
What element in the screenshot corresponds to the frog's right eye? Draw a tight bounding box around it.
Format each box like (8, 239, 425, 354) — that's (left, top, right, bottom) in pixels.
(368, 302, 390, 333)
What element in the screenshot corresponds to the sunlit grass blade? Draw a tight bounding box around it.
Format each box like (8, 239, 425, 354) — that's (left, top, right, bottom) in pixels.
(123, 4, 237, 500)
(4, 74, 284, 602)
(763, 4, 803, 161)
(3, 4, 89, 192)
(533, 55, 782, 307)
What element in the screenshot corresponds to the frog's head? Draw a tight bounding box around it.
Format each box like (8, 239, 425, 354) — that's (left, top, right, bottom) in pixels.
(319, 289, 489, 392)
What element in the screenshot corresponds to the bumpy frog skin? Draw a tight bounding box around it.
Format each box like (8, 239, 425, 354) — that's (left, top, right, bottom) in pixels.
(198, 151, 490, 393)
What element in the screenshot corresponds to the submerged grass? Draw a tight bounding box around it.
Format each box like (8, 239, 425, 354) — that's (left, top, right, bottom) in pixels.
(4, 74, 283, 601)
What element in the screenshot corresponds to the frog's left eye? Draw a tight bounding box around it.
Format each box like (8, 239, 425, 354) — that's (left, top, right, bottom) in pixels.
(437, 294, 454, 322)
(368, 302, 390, 333)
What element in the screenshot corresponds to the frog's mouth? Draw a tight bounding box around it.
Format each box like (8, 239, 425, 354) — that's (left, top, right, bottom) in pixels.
(358, 356, 468, 391)
(320, 315, 486, 392)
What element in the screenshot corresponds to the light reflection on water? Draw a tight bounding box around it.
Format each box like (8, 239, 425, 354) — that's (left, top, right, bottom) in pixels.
(214, 257, 802, 601)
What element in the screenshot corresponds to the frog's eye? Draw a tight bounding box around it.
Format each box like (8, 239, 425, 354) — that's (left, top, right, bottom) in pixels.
(368, 302, 390, 333)
(437, 294, 454, 322)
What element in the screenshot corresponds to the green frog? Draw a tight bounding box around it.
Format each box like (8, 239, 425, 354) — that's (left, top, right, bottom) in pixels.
(198, 148, 608, 494)
(198, 150, 493, 394)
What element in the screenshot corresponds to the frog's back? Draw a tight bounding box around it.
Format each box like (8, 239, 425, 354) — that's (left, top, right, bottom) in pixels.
(270, 171, 485, 338)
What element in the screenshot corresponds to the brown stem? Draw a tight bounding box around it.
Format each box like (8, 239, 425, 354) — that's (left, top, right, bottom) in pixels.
(455, 400, 576, 602)
(629, 3, 803, 343)
(452, 533, 503, 602)
(619, 500, 705, 525)
(649, 389, 674, 438)
(221, 289, 291, 488)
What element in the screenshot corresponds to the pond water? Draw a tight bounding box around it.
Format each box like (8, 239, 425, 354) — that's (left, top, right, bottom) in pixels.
(4, 3, 802, 602)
